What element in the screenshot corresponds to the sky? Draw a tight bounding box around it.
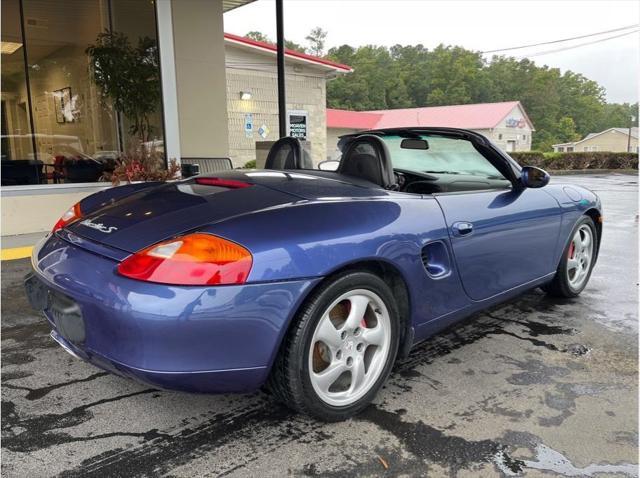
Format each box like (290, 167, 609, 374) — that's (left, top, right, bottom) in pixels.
(224, 0, 640, 104)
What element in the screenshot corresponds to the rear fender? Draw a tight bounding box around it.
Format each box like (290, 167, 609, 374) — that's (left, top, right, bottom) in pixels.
(205, 197, 472, 329)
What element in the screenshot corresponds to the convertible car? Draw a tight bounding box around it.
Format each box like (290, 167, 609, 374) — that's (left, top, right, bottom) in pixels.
(25, 127, 601, 421)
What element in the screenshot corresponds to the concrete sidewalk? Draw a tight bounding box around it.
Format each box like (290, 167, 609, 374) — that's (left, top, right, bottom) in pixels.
(1, 232, 46, 261)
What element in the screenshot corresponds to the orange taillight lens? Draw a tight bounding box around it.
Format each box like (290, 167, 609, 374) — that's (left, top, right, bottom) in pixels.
(52, 203, 83, 232)
(117, 233, 253, 286)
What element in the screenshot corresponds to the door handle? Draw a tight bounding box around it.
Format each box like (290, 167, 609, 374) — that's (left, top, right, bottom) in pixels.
(452, 221, 474, 236)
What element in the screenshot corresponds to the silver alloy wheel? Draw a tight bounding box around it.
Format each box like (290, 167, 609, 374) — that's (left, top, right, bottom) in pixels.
(566, 224, 594, 290)
(308, 289, 392, 407)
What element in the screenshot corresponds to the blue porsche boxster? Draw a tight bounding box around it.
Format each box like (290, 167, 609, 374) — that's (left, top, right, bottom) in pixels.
(25, 127, 601, 421)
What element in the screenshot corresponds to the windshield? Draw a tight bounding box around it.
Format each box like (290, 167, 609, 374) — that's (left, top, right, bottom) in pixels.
(381, 134, 506, 179)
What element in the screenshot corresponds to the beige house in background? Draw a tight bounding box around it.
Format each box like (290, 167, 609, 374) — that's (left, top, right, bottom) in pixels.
(553, 127, 639, 153)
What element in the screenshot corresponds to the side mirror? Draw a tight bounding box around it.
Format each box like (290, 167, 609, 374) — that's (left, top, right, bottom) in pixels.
(520, 166, 550, 188)
(318, 159, 340, 171)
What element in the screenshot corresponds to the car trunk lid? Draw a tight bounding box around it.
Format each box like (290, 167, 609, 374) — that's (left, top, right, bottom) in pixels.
(66, 178, 299, 252)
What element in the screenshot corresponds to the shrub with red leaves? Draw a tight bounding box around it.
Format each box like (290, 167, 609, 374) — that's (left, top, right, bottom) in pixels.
(102, 144, 180, 185)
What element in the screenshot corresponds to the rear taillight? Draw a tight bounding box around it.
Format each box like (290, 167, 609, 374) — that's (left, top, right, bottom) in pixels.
(117, 233, 252, 286)
(52, 203, 83, 232)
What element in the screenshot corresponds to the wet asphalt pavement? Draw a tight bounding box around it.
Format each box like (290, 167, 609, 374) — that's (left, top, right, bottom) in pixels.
(1, 173, 638, 477)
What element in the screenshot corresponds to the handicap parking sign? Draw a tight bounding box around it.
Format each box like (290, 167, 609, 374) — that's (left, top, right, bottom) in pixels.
(244, 114, 253, 138)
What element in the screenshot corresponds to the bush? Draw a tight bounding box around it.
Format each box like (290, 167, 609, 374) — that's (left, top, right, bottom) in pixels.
(510, 151, 638, 170)
(102, 143, 180, 185)
(243, 160, 256, 169)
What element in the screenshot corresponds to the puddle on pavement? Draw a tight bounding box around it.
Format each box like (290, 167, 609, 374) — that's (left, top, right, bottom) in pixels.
(564, 343, 591, 356)
(495, 443, 639, 477)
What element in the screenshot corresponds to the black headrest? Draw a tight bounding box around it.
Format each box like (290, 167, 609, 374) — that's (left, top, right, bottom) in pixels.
(265, 137, 313, 170)
(337, 135, 396, 189)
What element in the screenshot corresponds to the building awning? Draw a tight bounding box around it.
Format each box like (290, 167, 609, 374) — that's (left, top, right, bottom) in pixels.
(223, 0, 256, 12)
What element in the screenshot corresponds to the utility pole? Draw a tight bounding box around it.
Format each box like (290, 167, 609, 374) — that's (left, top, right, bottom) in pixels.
(628, 115, 636, 153)
(276, 0, 286, 138)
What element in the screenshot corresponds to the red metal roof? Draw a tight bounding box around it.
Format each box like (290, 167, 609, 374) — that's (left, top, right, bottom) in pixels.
(326, 109, 383, 129)
(224, 33, 353, 72)
(327, 101, 534, 130)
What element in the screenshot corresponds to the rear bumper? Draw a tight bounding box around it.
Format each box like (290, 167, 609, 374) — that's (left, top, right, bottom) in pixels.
(48, 329, 269, 393)
(29, 234, 319, 393)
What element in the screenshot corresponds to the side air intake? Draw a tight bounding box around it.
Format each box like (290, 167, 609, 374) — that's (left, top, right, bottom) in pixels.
(420, 241, 452, 279)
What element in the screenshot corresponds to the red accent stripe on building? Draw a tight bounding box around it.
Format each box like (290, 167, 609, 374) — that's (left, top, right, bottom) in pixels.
(224, 33, 353, 72)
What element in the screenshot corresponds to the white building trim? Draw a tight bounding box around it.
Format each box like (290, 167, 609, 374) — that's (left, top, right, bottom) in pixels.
(155, 0, 181, 165)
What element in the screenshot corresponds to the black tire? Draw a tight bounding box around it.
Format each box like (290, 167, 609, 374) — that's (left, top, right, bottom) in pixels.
(543, 215, 598, 298)
(267, 270, 400, 421)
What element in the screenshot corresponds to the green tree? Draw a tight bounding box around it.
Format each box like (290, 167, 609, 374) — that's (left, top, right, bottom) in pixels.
(285, 39, 305, 52)
(423, 45, 487, 106)
(256, 29, 635, 151)
(328, 45, 410, 110)
(390, 44, 431, 106)
(245, 31, 305, 52)
(305, 27, 327, 56)
(556, 71, 605, 136)
(556, 116, 581, 142)
(245, 31, 270, 43)
(536, 116, 581, 152)
(593, 103, 639, 132)
(86, 32, 160, 142)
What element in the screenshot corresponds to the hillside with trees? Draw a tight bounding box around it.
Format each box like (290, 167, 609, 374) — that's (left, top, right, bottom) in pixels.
(244, 29, 638, 151)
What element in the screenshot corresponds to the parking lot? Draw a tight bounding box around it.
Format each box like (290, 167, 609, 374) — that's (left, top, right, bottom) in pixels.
(1, 173, 638, 477)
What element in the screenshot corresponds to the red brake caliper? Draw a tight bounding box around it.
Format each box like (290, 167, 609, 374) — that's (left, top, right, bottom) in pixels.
(568, 241, 575, 259)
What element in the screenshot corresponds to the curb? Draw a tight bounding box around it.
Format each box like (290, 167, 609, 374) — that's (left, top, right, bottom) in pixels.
(548, 169, 637, 175)
(1, 247, 33, 261)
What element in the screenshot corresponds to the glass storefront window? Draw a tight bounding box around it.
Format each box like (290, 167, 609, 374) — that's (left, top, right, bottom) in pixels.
(110, 0, 165, 155)
(1, 0, 164, 186)
(1, 0, 37, 183)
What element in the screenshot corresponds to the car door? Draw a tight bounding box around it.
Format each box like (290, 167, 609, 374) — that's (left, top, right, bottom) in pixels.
(435, 187, 561, 301)
(375, 129, 562, 303)
(391, 132, 564, 302)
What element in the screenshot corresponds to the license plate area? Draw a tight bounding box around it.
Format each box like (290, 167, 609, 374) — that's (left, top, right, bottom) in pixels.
(48, 291, 85, 345)
(24, 273, 48, 310)
(25, 273, 86, 345)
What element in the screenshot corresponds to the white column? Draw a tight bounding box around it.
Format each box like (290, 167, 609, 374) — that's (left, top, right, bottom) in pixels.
(155, 0, 181, 165)
(170, 0, 229, 159)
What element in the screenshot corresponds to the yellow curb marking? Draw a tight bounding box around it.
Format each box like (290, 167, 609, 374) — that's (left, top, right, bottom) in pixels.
(1, 246, 33, 261)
